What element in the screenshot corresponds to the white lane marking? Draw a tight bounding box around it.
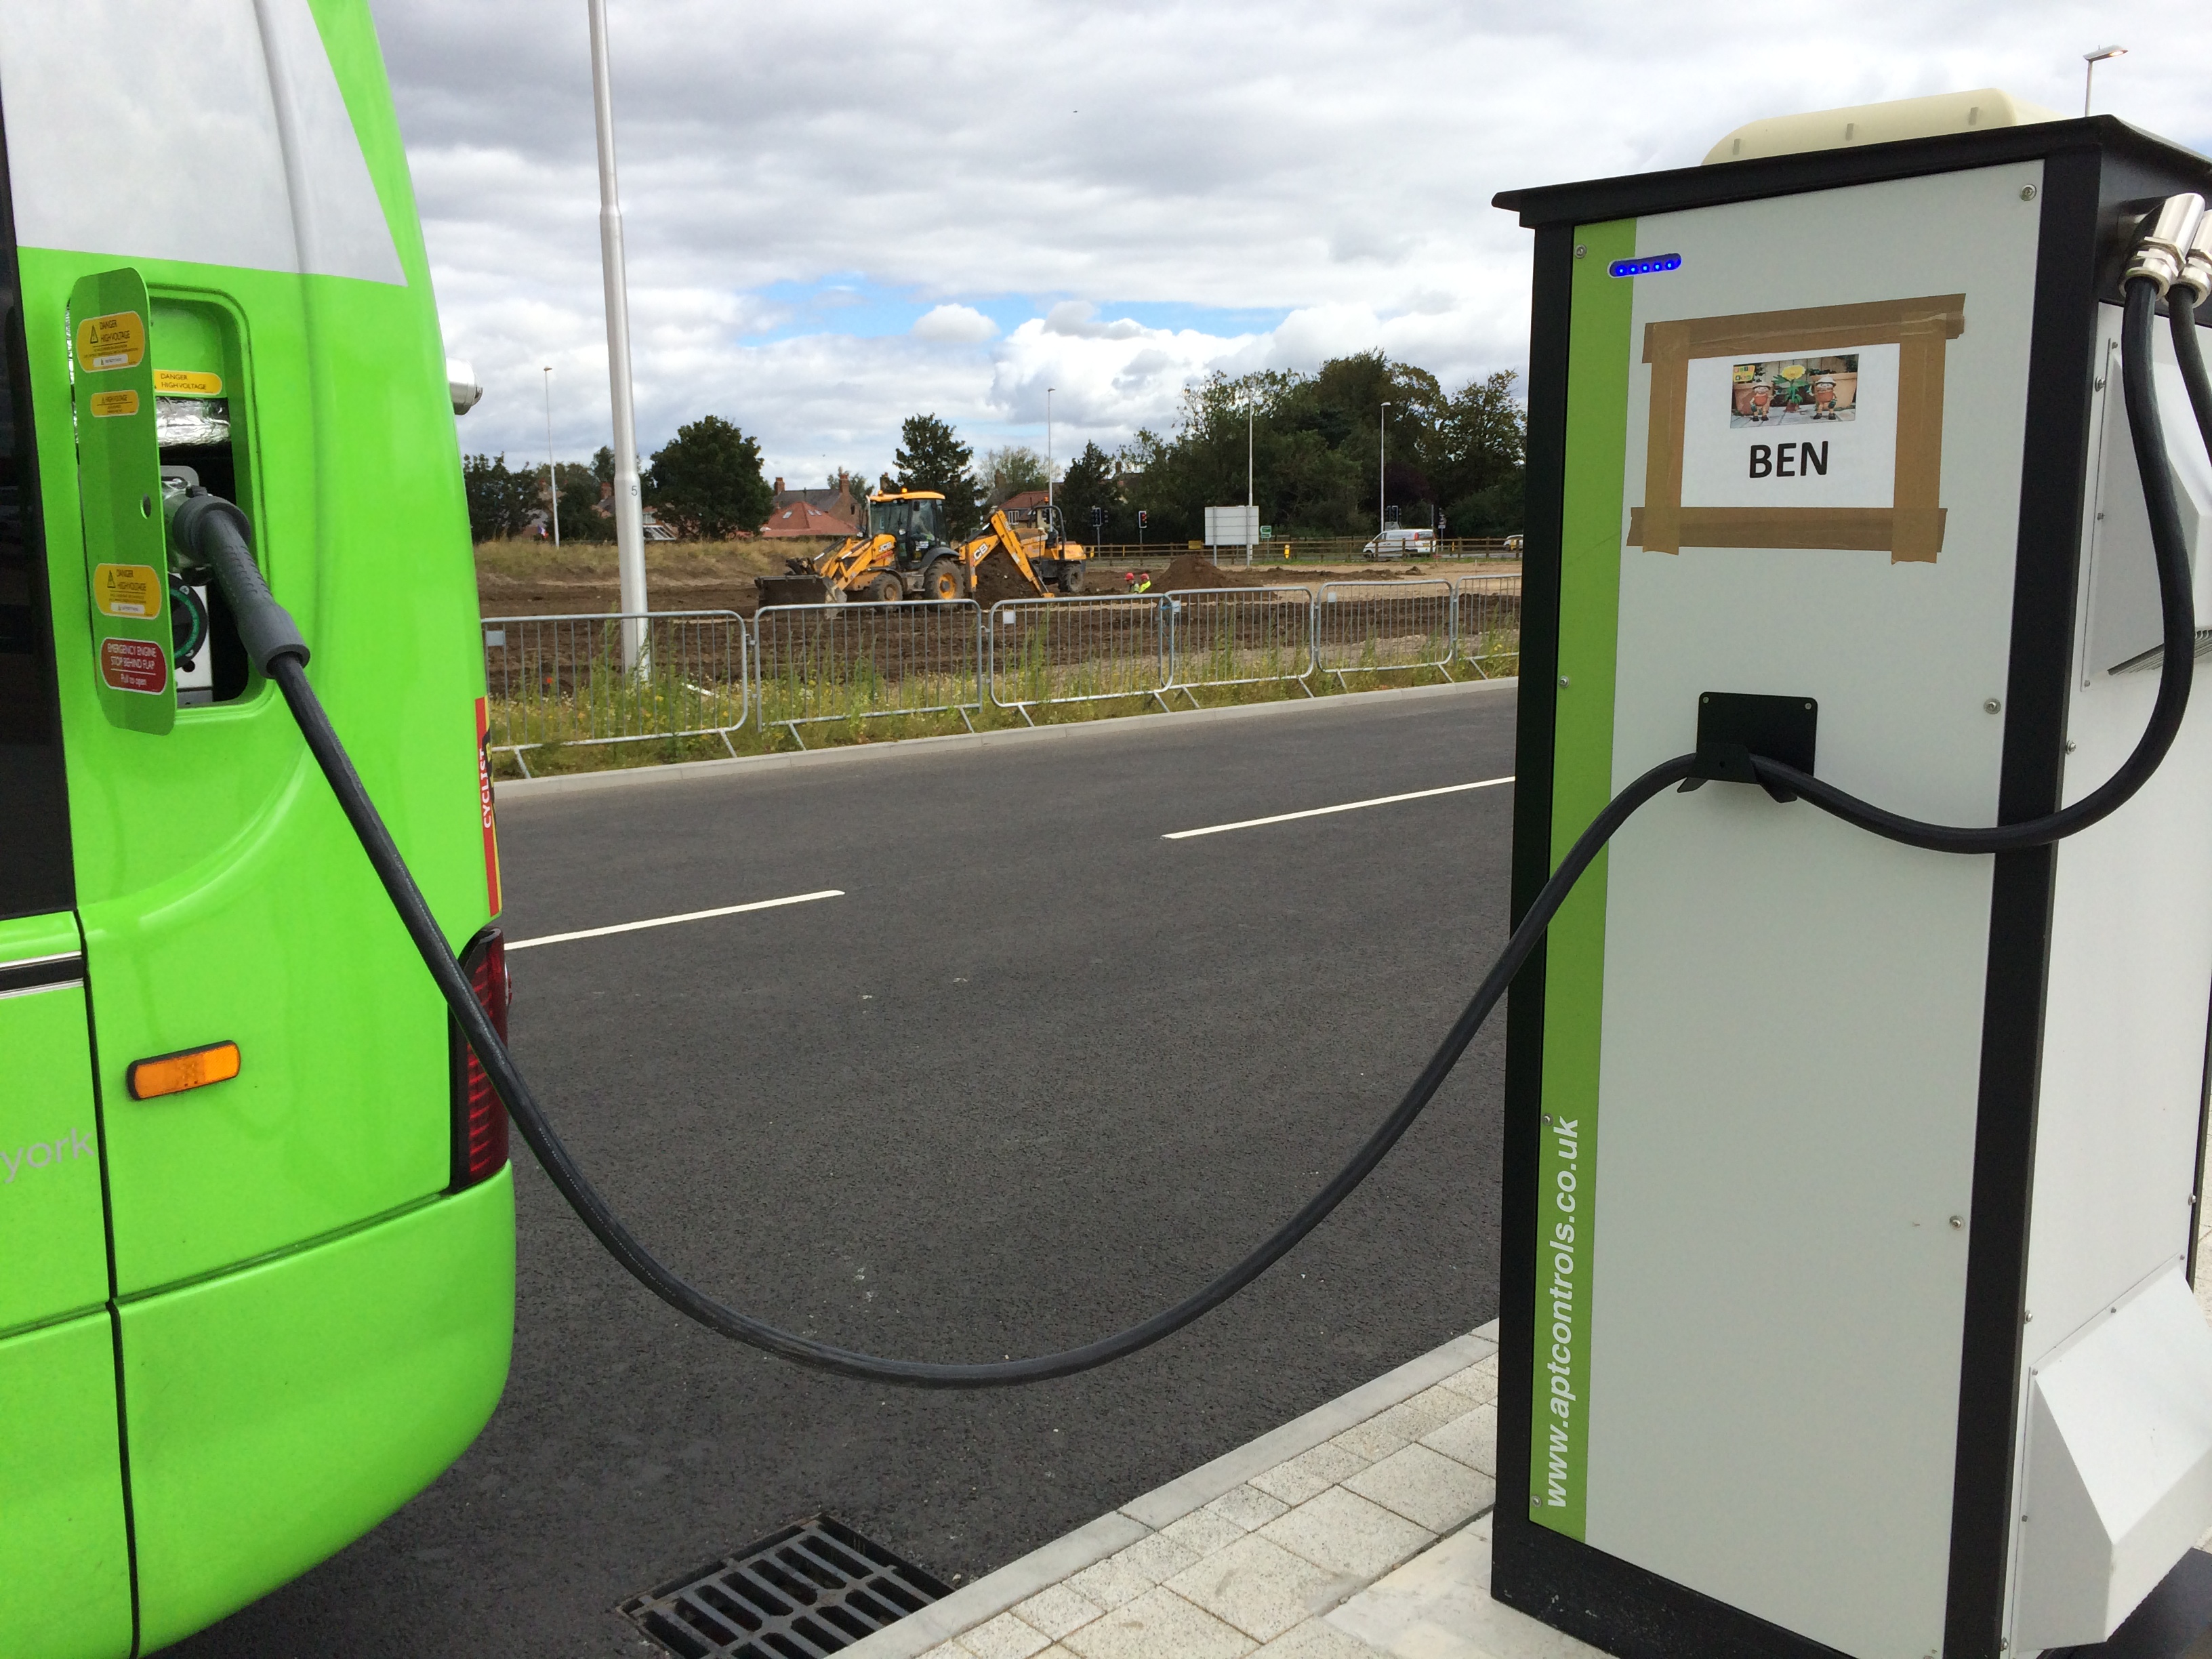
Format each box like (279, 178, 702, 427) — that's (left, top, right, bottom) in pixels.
(1163, 776, 1514, 840)
(507, 889, 846, 950)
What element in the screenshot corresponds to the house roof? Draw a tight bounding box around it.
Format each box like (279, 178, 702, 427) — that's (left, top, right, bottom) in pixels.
(760, 499, 858, 537)
(999, 489, 1050, 514)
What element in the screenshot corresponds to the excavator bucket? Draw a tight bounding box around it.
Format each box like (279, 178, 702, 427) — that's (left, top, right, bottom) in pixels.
(756, 573, 838, 606)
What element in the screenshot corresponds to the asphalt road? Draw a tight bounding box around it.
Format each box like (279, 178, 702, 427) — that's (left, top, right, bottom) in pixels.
(178, 682, 1521, 1659)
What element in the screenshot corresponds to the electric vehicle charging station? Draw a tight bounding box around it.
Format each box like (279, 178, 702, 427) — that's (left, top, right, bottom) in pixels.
(12, 5, 2212, 1648)
(1490, 100, 2212, 1659)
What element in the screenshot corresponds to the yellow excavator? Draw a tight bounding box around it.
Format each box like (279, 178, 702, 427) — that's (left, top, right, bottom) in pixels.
(757, 490, 1092, 605)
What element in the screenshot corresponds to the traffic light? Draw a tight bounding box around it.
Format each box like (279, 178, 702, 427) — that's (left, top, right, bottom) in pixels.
(1137, 510, 1148, 530)
(1090, 506, 1105, 530)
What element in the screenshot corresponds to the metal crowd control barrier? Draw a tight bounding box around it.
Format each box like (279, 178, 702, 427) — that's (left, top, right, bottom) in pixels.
(1161, 587, 1316, 704)
(1312, 580, 1455, 687)
(1453, 574, 1522, 679)
(752, 599, 983, 747)
(480, 611, 748, 777)
(987, 594, 1171, 721)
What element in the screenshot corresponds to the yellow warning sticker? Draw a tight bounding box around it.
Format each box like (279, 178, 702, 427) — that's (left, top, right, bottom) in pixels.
(152, 369, 222, 396)
(76, 311, 146, 372)
(88, 389, 139, 418)
(93, 562, 163, 620)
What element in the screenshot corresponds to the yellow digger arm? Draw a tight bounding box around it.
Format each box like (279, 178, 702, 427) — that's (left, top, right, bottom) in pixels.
(969, 509, 1052, 595)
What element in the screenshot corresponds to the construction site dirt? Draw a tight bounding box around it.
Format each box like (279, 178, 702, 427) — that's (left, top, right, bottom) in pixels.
(476, 541, 1518, 621)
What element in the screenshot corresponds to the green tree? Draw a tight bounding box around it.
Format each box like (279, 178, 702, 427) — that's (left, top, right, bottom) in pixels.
(977, 443, 1050, 508)
(546, 460, 613, 541)
(1436, 371, 1525, 537)
(592, 445, 615, 485)
(644, 415, 773, 540)
(894, 413, 983, 535)
(462, 453, 539, 542)
(1055, 441, 1120, 542)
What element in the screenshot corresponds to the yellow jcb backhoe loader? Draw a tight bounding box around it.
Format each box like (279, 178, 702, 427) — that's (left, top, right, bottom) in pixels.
(756, 492, 1092, 605)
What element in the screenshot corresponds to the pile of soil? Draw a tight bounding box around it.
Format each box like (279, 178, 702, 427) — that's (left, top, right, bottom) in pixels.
(1149, 554, 1273, 592)
(969, 548, 1042, 605)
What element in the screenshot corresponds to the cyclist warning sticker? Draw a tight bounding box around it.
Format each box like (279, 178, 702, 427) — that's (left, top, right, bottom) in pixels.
(99, 636, 167, 694)
(75, 310, 145, 371)
(93, 562, 162, 619)
(152, 369, 222, 396)
(88, 389, 140, 418)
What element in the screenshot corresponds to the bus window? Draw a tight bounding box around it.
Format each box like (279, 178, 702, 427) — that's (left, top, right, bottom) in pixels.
(0, 299, 71, 918)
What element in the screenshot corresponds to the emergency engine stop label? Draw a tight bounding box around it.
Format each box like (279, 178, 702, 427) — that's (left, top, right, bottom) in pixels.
(75, 310, 145, 371)
(88, 389, 139, 417)
(152, 369, 222, 396)
(98, 636, 167, 695)
(93, 562, 162, 619)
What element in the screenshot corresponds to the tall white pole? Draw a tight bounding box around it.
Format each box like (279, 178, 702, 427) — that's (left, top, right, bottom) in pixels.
(589, 0, 647, 668)
(1245, 398, 1254, 567)
(1378, 401, 1391, 539)
(1046, 386, 1054, 521)
(543, 366, 561, 549)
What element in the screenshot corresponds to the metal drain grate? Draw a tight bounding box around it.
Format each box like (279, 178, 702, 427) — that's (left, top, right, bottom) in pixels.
(620, 1515, 951, 1658)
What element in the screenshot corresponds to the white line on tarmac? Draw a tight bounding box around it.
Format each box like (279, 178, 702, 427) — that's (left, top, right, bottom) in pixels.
(506, 889, 846, 950)
(1162, 777, 1514, 840)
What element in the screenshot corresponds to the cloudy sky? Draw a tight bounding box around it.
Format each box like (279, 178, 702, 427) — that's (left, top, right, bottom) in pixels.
(371, 0, 2212, 487)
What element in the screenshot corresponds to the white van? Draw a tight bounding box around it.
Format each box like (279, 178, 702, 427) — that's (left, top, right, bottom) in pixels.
(1360, 527, 1437, 559)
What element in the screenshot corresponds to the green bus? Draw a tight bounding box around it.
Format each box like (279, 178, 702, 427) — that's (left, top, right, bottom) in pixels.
(1, 4, 514, 1653)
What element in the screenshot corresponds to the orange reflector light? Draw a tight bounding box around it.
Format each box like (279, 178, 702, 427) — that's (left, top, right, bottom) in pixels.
(127, 1041, 241, 1100)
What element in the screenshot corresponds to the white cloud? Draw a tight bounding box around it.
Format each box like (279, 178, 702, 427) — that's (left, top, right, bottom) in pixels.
(911, 304, 999, 344)
(377, 0, 2212, 480)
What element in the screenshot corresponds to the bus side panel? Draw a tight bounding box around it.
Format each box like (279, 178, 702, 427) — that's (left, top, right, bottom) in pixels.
(21, 239, 485, 1294)
(0, 1313, 134, 1659)
(125, 1170, 514, 1654)
(0, 911, 107, 1335)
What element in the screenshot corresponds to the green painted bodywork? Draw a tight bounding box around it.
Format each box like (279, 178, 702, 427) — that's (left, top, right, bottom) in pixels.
(127, 1168, 516, 1651)
(0, 912, 105, 1336)
(4, 3, 518, 1652)
(1528, 218, 1636, 1541)
(0, 1313, 134, 1659)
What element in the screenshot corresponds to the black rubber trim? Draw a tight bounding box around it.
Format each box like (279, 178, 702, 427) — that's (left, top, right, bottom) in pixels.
(1938, 144, 2102, 1657)
(1492, 1518, 1853, 1659)
(0, 951, 84, 996)
(1494, 216, 1578, 1562)
(1494, 115, 2209, 230)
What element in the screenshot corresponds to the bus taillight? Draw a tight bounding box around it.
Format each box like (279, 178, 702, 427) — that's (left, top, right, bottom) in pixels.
(450, 926, 510, 1189)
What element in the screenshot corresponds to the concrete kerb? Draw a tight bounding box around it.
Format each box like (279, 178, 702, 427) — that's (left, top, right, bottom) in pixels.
(840, 1319, 1502, 1659)
(492, 676, 1517, 805)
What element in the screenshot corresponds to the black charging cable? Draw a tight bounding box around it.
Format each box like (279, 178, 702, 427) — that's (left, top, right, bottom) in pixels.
(179, 258, 2198, 1389)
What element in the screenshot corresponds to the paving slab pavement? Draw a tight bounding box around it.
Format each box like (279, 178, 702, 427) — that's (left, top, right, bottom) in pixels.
(836, 1320, 1615, 1659)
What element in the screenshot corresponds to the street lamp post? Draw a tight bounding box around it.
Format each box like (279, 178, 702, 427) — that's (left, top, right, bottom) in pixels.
(1046, 386, 1055, 523)
(542, 366, 560, 549)
(1245, 395, 1255, 567)
(588, 0, 647, 668)
(2083, 44, 2126, 117)
(1378, 401, 1391, 542)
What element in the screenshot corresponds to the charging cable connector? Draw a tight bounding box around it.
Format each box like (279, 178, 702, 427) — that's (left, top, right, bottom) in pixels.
(2127, 193, 2207, 295)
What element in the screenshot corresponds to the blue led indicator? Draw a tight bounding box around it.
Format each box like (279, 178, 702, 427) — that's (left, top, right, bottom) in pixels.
(1607, 254, 1683, 277)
